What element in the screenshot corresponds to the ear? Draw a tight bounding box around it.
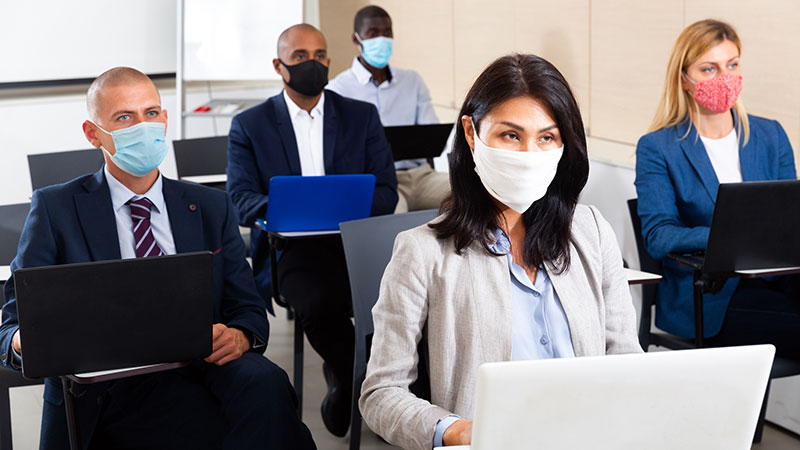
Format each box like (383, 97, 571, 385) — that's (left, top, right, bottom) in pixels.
(273, 58, 283, 77)
(82, 120, 103, 149)
(461, 114, 475, 152)
(680, 72, 693, 93)
(352, 32, 360, 46)
(162, 109, 168, 135)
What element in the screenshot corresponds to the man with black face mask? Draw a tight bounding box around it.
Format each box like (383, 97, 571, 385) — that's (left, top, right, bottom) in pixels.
(227, 24, 398, 437)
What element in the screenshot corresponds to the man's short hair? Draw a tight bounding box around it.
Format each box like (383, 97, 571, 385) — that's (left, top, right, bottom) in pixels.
(86, 67, 157, 122)
(353, 5, 390, 33)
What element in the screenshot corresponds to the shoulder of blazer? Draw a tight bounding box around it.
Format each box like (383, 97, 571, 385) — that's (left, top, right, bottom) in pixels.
(325, 89, 377, 117)
(637, 122, 685, 149)
(34, 170, 102, 203)
(570, 204, 602, 244)
(233, 95, 279, 125)
(746, 114, 776, 137)
(163, 177, 228, 207)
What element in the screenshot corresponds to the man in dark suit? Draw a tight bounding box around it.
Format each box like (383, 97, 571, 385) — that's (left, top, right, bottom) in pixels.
(227, 24, 397, 436)
(0, 67, 315, 450)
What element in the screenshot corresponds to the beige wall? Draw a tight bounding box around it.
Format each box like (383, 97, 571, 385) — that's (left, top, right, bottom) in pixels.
(320, 0, 800, 167)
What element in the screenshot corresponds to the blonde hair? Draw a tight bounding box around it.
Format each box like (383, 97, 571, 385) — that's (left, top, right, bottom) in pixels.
(649, 19, 749, 145)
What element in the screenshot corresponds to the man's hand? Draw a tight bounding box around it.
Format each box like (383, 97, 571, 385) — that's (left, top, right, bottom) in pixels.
(442, 419, 472, 446)
(204, 323, 250, 366)
(12, 330, 21, 355)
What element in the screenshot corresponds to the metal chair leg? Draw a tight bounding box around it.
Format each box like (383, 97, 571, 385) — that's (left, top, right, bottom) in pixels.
(293, 315, 304, 419)
(61, 377, 80, 450)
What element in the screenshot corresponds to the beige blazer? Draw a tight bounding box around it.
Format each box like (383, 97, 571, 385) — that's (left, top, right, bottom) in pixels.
(359, 205, 642, 450)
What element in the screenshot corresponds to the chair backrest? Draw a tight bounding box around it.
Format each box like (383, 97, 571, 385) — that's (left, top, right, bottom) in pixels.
(340, 209, 439, 341)
(28, 149, 104, 191)
(173, 136, 228, 178)
(627, 198, 663, 350)
(0, 203, 31, 266)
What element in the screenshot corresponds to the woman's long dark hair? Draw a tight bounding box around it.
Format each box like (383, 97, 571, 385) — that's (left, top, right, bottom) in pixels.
(431, 53, 589, 273)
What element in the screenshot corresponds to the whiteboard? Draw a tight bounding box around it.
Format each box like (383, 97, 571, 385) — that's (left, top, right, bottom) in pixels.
(0, 0, 176, 84)
(183, 0, 303, 81)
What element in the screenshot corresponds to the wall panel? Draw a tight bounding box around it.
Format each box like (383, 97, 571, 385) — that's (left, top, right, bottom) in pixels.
(590, 0, 683, 144)
(512, 0, 591, 125)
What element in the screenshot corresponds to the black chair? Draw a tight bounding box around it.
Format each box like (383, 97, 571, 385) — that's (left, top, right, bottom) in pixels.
(627, 198, 800, 442)
(172, 136, 228, 191)
(0, 202, 43, 450)
(27, 149, 104, 191)
(340, 209, 439, 450)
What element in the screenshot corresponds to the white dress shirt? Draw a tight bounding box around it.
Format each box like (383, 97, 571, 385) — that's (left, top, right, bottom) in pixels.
(327, 57, 440, 170)
(283, 90, 326, 176)
(700, 128, 742, 183)
(105, 166, 176, 258)
(327, 57, 438, 126)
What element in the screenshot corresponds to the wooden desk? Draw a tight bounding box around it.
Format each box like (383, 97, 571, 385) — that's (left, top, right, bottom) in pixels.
(61, 362, 188, 449)
(625, 268, 662, 285)
(669, 253, 800, 348)
(67, 361, 188, 384)
(180, 174, 227, 185)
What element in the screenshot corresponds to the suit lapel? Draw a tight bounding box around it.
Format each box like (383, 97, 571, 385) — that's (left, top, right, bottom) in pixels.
(163, 178, 204, 253)
(678, 121, 719, 202)
(738, 119, 759, 181)
(467, 247, 513, 362)
(273, 94, 302, 175)
(322, 91, 338, 173)
(74, 169, 121, 261)
(546, 256, 597, 357)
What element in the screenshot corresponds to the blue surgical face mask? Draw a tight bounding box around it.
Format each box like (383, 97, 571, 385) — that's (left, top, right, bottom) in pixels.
(94, 121, 168, 177)
(356, 34, 393, 69)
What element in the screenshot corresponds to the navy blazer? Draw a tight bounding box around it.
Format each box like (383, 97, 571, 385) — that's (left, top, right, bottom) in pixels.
(0, 169, 270, 449)
(226, 90, 398, 309)
(635, 114, 797, 338)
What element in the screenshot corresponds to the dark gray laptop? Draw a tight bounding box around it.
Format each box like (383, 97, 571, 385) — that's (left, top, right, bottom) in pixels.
(702, 180, 800, 273)
(384, 123, 453, 162)
(14, 252, 213, 378)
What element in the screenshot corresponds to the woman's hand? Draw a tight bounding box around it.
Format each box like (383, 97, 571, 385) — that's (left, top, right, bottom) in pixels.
(442, 419, 472, 446)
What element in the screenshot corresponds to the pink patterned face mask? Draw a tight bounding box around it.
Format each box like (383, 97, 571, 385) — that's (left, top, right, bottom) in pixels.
(685, 72, 743, 113)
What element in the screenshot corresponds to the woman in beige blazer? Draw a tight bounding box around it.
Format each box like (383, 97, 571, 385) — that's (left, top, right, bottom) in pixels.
(360, 54, 642, 450)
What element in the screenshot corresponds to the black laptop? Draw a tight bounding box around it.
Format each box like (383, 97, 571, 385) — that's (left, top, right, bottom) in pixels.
(682, 180, 800, 273)
(383, 123, 453, 162)
(15, 252, 213, 378)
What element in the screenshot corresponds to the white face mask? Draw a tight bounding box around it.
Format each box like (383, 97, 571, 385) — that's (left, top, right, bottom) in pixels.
(471, 120, 564, 214)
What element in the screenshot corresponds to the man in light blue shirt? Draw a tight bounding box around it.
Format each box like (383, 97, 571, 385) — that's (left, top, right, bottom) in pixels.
(327, 5, 450, 213)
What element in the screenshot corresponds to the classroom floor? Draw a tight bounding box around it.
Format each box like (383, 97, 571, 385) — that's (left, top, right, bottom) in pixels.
(9, 311, 800, 449)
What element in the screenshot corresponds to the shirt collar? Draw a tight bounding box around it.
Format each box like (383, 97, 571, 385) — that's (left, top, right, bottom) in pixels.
(282, 89, 325, 119)
(491, 228, 511, 253)
(350, 56, 393, 86)
(104, 165, 166, 214)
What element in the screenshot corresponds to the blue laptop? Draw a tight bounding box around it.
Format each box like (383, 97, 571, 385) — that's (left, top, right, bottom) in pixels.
(264, 175, 376, 232)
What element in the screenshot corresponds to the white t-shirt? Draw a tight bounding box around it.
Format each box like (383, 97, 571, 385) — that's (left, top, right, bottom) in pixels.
(700, 128, 742, 183)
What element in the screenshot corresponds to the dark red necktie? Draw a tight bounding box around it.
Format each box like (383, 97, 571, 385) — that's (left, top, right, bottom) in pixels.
(127, 197, 164, 258)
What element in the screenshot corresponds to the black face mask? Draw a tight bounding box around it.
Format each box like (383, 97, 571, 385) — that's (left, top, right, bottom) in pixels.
(279, 59, 329, 97)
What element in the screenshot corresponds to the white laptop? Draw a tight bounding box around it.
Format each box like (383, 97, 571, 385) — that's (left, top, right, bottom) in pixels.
(437, 345, 774, 450)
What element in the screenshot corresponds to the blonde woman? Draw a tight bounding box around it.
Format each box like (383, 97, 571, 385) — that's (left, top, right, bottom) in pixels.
(635, 19, 799, 355)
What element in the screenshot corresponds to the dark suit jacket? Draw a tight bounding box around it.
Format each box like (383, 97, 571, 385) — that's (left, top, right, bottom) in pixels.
(226, 90, 398, 309)
(0, 169, 270, 449)
(635, 114, 797, 338)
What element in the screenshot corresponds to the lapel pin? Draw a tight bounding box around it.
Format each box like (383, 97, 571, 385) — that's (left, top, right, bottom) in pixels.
(188, 204, 197, 211)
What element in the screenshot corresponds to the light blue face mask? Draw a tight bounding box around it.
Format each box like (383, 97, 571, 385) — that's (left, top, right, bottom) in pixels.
(357, 34, 393, 69)
(95, 121, 168, 177)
